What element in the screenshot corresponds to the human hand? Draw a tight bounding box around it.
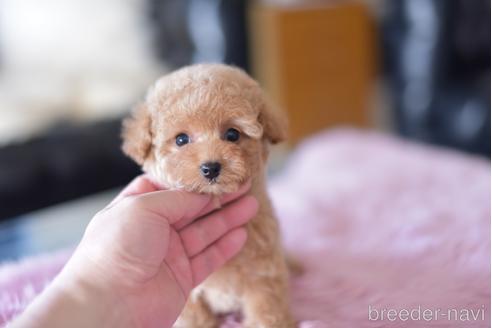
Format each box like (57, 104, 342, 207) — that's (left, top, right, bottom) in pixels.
(13, 175, 257, 328)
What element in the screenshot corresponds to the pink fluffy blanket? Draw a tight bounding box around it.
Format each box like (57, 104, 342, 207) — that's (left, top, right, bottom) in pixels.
(1, 129, 490, 327)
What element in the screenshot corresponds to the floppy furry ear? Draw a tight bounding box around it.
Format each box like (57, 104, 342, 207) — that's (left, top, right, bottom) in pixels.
(122, 102, 153, 165)
(258, 98, 288, 144)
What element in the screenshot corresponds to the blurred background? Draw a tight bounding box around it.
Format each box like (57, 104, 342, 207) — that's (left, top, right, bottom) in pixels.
(0, 0, 490, 260)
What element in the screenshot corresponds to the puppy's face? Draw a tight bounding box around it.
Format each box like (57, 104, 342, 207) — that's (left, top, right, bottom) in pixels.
(122, 64, 287, 195)
(146, 94, 263, 195)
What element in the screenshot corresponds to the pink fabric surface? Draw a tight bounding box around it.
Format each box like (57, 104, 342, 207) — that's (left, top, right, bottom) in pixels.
(268, 129, 490, 328)
(1, 129, 490, 327)
(0, 249, 71, 324)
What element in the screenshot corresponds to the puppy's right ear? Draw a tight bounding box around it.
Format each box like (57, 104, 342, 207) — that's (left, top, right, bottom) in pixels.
(259, 98, 288, 145)
(122, 103, 152, 165)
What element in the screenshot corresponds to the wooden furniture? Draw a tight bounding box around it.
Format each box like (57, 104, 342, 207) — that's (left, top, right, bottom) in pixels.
(249, 1, 377, 144)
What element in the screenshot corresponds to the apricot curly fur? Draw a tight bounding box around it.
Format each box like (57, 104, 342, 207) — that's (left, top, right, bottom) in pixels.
(122, 64, 295, 328)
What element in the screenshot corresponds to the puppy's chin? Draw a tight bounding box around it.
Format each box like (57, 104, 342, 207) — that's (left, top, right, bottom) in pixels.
(194, 180, 244, 195)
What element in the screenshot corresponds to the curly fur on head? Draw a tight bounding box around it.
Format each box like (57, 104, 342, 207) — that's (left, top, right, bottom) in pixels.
(122, 64, 287, 194)
(122, 63, 295, 328)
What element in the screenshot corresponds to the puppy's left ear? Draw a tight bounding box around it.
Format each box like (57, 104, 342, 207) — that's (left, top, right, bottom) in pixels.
(258, 98, 288, 144)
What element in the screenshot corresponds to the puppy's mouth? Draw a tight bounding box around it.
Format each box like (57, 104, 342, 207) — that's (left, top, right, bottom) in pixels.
(151, 161, 248, 195)
(194, 174, 246, 195)
(200, 179, 236, 195)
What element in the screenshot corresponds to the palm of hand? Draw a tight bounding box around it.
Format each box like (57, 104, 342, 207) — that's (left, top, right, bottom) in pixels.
(76, 177, 256, 328)
(111, 203, 250, 328)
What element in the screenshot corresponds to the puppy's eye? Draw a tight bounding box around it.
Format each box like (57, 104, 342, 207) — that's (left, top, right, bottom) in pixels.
(175, 133, 190, 146)
(224, 128, 240, 142)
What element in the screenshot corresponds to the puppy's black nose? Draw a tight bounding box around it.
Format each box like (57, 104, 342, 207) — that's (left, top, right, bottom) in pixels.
(200, 162, 221, 180)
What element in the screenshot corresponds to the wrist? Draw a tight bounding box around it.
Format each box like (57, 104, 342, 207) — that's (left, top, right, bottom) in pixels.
(58, 270, 134, 327)
(11, 258, 138, 328)
(52, 254, 138, 328)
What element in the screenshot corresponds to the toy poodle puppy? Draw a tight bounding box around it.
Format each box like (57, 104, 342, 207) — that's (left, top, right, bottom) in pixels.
(122, 64, 295, 328)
